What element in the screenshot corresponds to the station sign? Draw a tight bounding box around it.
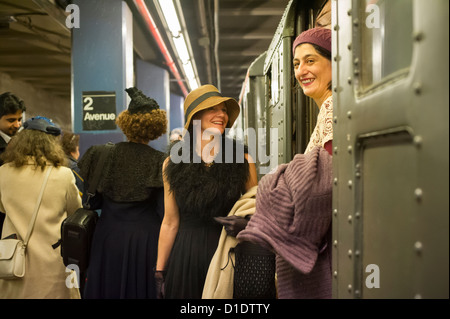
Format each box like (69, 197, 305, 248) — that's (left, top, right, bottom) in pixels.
(82, 91, 117, 131)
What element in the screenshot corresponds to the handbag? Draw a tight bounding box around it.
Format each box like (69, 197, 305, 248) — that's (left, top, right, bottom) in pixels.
(59, 143, 113, 274)
(0, 166, 52, 280)
(232, 241, 276, 299)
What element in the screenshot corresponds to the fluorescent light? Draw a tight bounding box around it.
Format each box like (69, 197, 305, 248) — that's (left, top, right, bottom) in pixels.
(183, 62, 199, 89)
(183, 62, 195, 80)
(157, 0, 181, 36)
(155, 0, 201, 91)
(173, 35, 190, 64)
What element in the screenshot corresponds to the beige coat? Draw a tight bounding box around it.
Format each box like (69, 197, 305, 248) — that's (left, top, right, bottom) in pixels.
(0, 161, 82, 299)
(202, 186, 258, 299)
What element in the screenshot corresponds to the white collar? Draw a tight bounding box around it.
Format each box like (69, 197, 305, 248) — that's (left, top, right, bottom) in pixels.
(0, 130, 11, 143)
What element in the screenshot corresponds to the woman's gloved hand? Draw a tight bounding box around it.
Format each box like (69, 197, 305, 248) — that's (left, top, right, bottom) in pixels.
(154, 270, 166, 299)
(214, 215, 250, 237)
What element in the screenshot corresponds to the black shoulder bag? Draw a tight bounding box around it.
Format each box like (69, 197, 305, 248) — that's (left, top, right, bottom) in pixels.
(56, 143, 113, 274)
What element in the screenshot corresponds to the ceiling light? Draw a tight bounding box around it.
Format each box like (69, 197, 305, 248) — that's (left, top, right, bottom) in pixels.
(157, 0, 181, 36)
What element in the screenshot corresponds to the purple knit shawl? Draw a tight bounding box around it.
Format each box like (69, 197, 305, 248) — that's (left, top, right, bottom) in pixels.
(237, 147, 333, 298)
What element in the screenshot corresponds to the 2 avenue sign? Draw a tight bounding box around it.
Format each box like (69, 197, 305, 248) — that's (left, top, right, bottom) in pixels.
(82, 91, 117, 131)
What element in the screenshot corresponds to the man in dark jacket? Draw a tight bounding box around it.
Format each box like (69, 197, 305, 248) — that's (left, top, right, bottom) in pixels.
(0, 92, 27, 237)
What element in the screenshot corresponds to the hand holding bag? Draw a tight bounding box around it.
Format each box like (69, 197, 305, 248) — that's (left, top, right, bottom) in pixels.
(0, 166, 52, 279)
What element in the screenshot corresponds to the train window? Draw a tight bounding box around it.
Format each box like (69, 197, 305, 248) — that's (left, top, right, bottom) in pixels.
(357, 0, 413, 90)
(270, 46, 281, 105)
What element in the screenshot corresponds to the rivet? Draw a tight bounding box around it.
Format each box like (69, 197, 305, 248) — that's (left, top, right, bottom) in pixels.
(333, 209, 338, 217)
(347, 77, 352, 85)
(353, 58, 359, 65)
(334, 24, 339, 31)
(333, 240, 338, 247)
(333, 270, 338, 277)
(413, 82, 422, 95)
(348, 180, 353, 188)
(347, 43, 352, 50)
(334, 147, 338, 155)
(333, 177, 338, 185)
(355, 212, 361, 219)
(353, 18, 359, 27)
(347, 215, 352, 223)
(414, 188, 423, 201)
(413, 135, 423, 147)
(414, 294, 422, 299)
(354, 69, 360, 76)
(347, 9, 352, 16)
(347, 145, 352, 153)
(347, 284, 352, 292)
(355, 171, 361, 178)
(414, 241, 423, 253)
(413, 31, 424, 42)
(333, 116, 338, 123)
(334, 86, 338, 92)
(347, 111, 352, 119)
(348, 249, 352, 258)
(355, 250, 360, 257)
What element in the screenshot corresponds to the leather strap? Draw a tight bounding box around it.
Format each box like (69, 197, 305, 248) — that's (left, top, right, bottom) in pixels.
(23, 166, 52, 246)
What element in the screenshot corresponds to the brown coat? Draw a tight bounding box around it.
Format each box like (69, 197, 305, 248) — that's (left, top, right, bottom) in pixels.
(0, 160, 82, 299)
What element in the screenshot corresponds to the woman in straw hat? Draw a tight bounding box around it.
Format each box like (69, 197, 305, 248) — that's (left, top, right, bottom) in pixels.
(79, 87, 167, 299)
(155, 84, 257, 299)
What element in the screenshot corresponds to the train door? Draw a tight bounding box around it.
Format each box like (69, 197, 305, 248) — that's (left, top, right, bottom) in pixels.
(332, 0, 449, 298)
(263, 0, 329, 170)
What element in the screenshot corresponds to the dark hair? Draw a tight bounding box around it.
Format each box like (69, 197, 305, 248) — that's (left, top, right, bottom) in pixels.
(0, 92, 27, 118)
(61, 131, 80, 156)
(311, 43, 332, 91)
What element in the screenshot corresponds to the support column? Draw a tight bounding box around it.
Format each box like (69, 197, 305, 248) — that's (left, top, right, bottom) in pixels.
(72, 0, 133, 155)
(170, 93, 184, 131)
(135, 58, 170, 152)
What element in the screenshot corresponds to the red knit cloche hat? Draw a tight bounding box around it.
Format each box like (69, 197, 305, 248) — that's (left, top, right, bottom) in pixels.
(292, 27, 331, 55)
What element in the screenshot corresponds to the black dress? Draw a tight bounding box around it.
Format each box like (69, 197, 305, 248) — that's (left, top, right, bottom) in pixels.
(78, 142, 165, 299)
(164, 138, 249, 299)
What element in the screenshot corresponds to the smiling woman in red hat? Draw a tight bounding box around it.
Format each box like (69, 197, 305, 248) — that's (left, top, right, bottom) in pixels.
(237, 27, 334, 299)
(293, 27, 333, 155)
(155, 84, 257, 299)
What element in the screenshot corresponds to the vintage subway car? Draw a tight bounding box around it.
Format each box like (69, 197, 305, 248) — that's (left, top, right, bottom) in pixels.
(237, 0, 449, 298)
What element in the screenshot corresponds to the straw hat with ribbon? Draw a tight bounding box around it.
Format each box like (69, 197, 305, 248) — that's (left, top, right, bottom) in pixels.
(183, 84, 240, 131)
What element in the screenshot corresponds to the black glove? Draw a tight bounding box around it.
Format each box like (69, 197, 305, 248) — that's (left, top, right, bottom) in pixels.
(214, 215, 250, 237)
(155, 270, 166, 299)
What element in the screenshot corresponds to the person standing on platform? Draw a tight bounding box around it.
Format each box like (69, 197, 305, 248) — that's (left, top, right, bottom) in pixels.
(0, 92, 27, 238)
(61, 131, 84, 197)
(79, 87, 167, 299)
(0, 116, 82, 299)
(155, 84, 257, 299)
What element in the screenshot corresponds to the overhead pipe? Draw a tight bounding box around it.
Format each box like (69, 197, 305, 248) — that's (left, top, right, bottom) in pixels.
(133, 0, 188, 97)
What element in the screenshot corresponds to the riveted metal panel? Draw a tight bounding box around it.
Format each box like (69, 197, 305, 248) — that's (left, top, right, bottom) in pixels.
(333, 0, 449, 298)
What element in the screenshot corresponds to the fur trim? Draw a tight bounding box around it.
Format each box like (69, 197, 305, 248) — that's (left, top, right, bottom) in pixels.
(165, 137, 249, 220)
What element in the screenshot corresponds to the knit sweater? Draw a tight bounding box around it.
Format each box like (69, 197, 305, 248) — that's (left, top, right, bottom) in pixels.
(237, 146, 333, 298)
